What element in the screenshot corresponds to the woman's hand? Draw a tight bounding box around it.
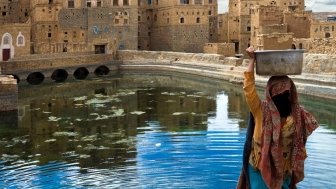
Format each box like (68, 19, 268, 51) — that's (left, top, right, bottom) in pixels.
(246, 47, 256, 72)
(246, 46, 256, 60)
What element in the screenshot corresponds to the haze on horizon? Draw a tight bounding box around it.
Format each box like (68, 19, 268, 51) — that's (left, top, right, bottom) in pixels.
(218, 0, 336, 13)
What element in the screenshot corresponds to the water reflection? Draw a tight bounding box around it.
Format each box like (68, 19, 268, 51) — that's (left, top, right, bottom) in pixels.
(0, 71, 335, 188)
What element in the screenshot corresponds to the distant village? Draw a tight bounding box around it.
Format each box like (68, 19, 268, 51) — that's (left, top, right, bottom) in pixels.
(0, 0, 336, 62)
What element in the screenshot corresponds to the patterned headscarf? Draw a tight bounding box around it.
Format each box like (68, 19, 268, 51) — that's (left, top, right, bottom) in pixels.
(258, 76, 318, 189)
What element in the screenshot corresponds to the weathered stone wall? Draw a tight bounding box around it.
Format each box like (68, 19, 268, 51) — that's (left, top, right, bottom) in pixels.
(117, 50, 242, 66)
(294, 38, 336, 55)
(203, 43, 235, 57)
(218, 13, 229, 43)
(0, 53, 115, 74)
(0, 23, 31, 61)
(258, 33, 293, 50)
(284, 11, 311, 38)
(117, 50, 336, 74)
(118, 50, 222, 62)
(303, 53, 336, 74)
(0, 75, 18, 111)
(172, 25, 209, 53)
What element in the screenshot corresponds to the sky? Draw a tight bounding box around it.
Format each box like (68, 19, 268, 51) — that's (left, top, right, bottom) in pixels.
(218, 0, 336, 13)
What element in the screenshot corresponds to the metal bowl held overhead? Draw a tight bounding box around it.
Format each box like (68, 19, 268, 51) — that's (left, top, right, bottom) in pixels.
(255, 49, 304, 76)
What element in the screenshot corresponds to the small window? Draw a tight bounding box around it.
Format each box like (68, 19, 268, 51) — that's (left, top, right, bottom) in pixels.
(180, 0, 189, 5)
(147, 0, 152, 4)
(113, 0, 118, 6)
(68, 0, 74, 8)
(49, 0, 53, 4)
(196, 17, 200, 23)
(86, 2, 91, 7)
(209, 0, 212, 4)
(3, 36, 10, 45)
(17, 32, 25, 46)
(124, 19, 128, 24)
(167, 18, 169, 24)
(97, 0, 102, 7)
(48, 33, 52, 38)
(247, 26, 251, 31)
(123, 0, 129, 6)
(180, 17, 184, 24)
(115, 19, 119, 24)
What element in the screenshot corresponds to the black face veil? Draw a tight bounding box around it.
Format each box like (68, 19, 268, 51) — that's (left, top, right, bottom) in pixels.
(272, 90, 291, 117)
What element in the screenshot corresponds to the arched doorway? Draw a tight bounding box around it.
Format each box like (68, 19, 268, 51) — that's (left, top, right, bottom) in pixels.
(1, 33, 14, 61)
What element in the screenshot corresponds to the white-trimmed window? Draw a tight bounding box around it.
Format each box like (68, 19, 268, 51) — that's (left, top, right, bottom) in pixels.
(4, 36, 10, 45)
(1, 33, 12, 48)
(17, 32, 25, 46)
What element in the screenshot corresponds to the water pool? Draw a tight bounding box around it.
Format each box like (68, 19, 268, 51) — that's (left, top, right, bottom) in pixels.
(0, 72, 335, 189)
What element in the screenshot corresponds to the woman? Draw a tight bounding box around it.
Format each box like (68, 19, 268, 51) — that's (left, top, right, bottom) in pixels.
(237, 47, 319, 189)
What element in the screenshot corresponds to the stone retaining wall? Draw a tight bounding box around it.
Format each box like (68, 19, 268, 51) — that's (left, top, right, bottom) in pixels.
(303, 53, 336, 74)
(0, 75, 18, 112)
(1, 53, 115, 73)
(118, 50, 336, 74)
(117, 50, 243, 66)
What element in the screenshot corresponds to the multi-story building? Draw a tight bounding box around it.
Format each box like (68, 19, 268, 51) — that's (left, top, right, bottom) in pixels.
(1, 0, 218, 61)
(29, 0, 138, 54)
(225, 0, 308, 54)
(138, 0, 218, 53)
(310, 15, 336, 39)
(0, 0, 30, 61)
(2, 0, 335, 61)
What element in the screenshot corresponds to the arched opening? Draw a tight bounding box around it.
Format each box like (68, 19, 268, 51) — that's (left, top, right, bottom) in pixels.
(27, 72, 45, 85)
(73, 67, 89, 80)
(51, 69, 68, 82)
(325, 33, 331, 38)
(12, 74, 20, 83)
(1, 33, 14, 61)
(94, 66, 110, 76)
(299, 43, 303, 49)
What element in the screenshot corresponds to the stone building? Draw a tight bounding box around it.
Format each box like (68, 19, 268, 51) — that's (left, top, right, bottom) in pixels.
(0, 23, 31, 61)
(138, 0, 218, 53)
(0, 0, 30, 24)
(310, 16, 336, 39)
(224, 0, 307, 54)
(30, 0, 138, 54)
(217, 13, 228, 43)
(0, 0, 30, 61)
(0, 0, 218, 60)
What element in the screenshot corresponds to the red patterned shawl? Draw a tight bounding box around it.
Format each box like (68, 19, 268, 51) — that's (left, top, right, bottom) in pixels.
(259, 76, 319, 189)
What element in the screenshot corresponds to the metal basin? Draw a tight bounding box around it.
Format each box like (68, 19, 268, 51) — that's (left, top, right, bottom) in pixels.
(255, 49, 304, 76)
